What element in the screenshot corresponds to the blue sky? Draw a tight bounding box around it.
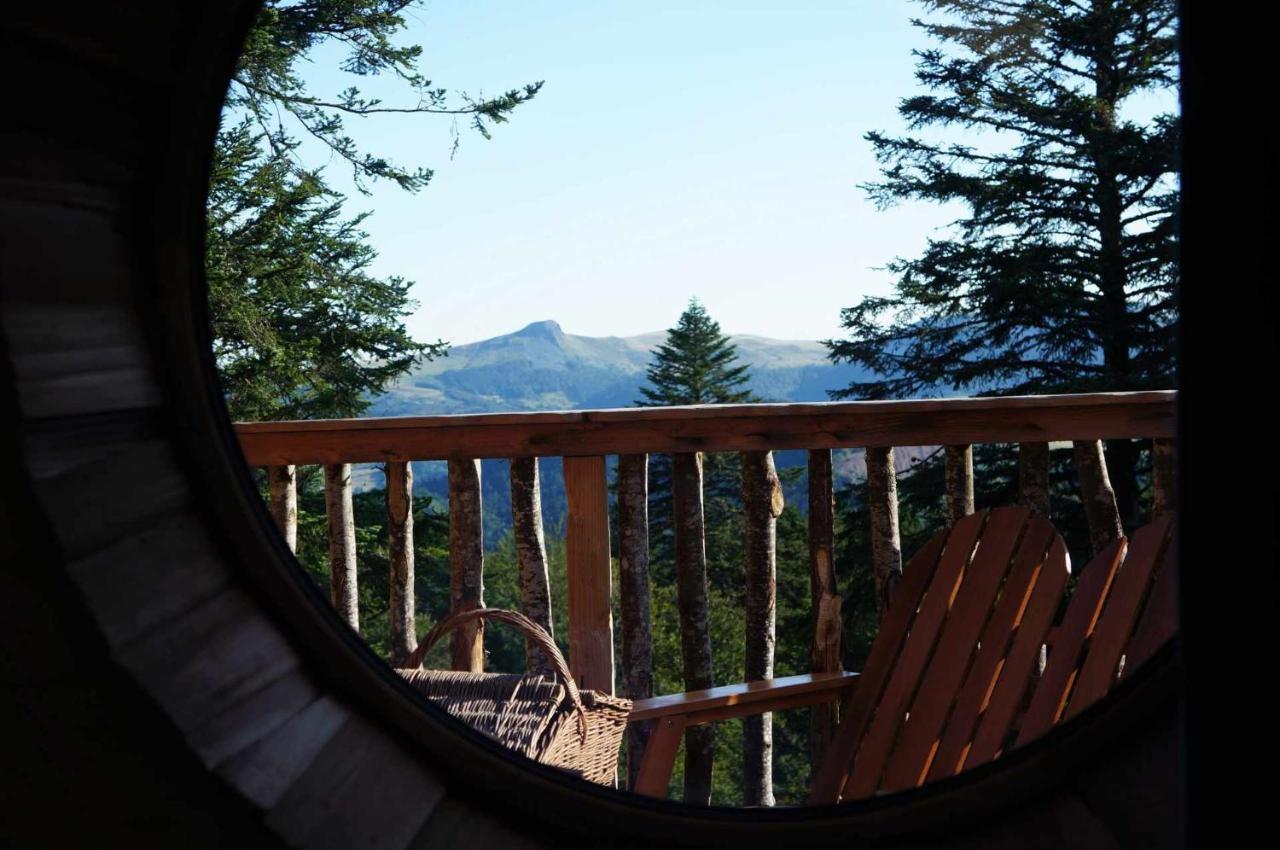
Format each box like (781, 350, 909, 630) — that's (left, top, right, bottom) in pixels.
(286, 1, 1166, 346)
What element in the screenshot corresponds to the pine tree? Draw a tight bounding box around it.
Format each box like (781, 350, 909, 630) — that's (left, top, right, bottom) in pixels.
(638, 298, 755, 407)
(827, 0, 1178, 526)
(212, 1, 541, 421)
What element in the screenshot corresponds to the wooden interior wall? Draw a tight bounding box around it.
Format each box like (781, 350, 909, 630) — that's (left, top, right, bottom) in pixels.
(0, 3, 1202, 849)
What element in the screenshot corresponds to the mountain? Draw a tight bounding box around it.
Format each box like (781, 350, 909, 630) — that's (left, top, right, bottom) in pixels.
(353, 320, 934, 543)
(364, 319, 872, 417)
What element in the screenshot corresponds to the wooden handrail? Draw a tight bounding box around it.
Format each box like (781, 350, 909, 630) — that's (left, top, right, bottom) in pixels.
(235, 391, 1175, 466)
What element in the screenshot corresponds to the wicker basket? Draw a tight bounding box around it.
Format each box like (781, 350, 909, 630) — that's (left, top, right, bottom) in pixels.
(396, 608, 631, 786)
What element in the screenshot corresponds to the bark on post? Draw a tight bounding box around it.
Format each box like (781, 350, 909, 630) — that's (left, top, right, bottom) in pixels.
(741, 451, 782, 807)
(1073, 440, 1124, 556)
(807, 449, 841, 775)
(386, 461, 415, 667)
(943, 444, 975, 527)
(1152, 438, 1176, 519)
(509, 456, 554, 674)
(672, 451, 714, 805)
(268, 464, 297, 552)
(448, 458, 485, 672)
(866, 447, 903, 617)
(1018, 442, 1052, 516)
(617, 454, 653, 791)
(324, 463, 359, 630)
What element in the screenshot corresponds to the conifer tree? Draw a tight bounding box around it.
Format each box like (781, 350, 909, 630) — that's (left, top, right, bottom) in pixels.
(213, 1, 541, 421)
(827, 0, 1178, 526)
(638, 298, 755, 407)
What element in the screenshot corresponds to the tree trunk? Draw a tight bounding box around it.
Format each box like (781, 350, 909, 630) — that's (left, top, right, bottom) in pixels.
(741, 451, 782, 807)
(267, 464, 297, 552)
(1018, 442, 1052, 516)
(944, 444, 974, 527)
(617, 454, 653, 791)
(672, 451, 713, 805)
(386, 461, 415, 667)
(324, 463, 359, 630)
(1152, 438, 1176, 519)
(509, 456, 554, 674)
(448, 458, 485, 672)
(1073, 440, 1124, 556)
(866, 446, 902, 616)
(807, 449, 840, 777)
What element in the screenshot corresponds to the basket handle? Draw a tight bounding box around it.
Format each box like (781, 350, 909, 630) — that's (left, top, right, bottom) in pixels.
(405, 608, 587, 739)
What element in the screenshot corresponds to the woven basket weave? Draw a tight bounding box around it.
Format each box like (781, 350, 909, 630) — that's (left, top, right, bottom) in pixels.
(396, 608, 631, 786)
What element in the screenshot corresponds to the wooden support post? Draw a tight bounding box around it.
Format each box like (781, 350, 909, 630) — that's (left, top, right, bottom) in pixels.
(865, 446, 902, 617)
(671, 451, 714, 805)
(741, 450, 782, 807)
(1018, 442, 1052, 516)
(386, 461, 415, 667)
(1074, 440, 1124, 556)
(509, 456, 554, 674)
(324, 463, 359, 631)
(448, 458, 485, 672)
(563, 455, 615, 697)
(1152, 438, 1176, 519)
(617, 453, 653, 792)
(807, 449, 841, 776)
(632, 716, 686, 799)
(944, 444, 975, 526)
(268, 464, 298, 552)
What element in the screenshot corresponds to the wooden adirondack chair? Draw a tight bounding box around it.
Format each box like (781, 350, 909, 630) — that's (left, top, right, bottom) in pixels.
(628, 506, 1178, 804)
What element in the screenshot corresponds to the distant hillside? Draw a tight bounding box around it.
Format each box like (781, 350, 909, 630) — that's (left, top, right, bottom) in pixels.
(353, 320, 933, 541)
(365, 320, 872, 416)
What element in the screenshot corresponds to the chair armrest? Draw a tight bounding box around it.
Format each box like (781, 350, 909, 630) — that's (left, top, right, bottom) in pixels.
(629, 671, 858, 726)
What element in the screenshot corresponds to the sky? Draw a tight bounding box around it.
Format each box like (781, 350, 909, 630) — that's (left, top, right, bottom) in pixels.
(285, 1, 1161, 346)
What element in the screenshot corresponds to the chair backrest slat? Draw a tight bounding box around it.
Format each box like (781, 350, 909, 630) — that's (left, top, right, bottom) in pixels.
(933, 521, 1066, 779)
(1066, 516, 1174, 718)
(842, 511, 992, 800)
(880, 507, 1034, 792)
(808, 527, 952, 803)
(1016, 537, 1127, 746)
(1120, 538, 1178, 677)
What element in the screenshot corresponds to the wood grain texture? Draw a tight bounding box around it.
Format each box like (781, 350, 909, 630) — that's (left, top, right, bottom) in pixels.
(385, 461, 415, 667)
(616, 453, 653, 791)
(671, 451, 714, 804)
(944, 444, 975, 526)
(447, 458, 485, 672)
(1074, 440, 1124, 556)
(267, 465, 297, 552)
(629, 672, 859, 722)
(1018, 442, 1052, 516)
(509, 456, 554, 674)
(563, 455, 614, 697)
(866, 445, 903, 616)
(236, 392, 1176, 466)
(807, 449, 841, 775)
(741, 450, 781, 806)
(1151, 438, 1176, 519)
(324, 464, 358, 631)
(1122, 540, 1178, 676)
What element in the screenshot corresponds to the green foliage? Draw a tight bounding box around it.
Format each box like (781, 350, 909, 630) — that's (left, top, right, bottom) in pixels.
(211, 1, 541, 421)
(637, 297, 755, 407)
(828, 0, 1178, 399)
(208, 122, 439, 421)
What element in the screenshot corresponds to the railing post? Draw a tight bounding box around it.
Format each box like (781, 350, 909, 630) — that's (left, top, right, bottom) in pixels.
(1073, 439, 1124, 555)
(1018, 442, 1052, 516)
(807, 448, 841, 776)
(1152, 438, 1176, 519)
(267, 464, 297, 552)
(386, 460, 415, 667)
(509, 457, 555, 674)
(742, 450, 782, 807)
(563, 455, 615, 697)
(866, 446, 902, 616)
(617, 453, 653, 791)
(324, 463, 359, 630)
(944, 444, 974, 526)
(672, 451, 714, 805)
(448, 458, 485, 672)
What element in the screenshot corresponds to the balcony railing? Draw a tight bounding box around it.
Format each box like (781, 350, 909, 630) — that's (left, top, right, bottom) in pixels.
(234, 390, 1176, 795)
